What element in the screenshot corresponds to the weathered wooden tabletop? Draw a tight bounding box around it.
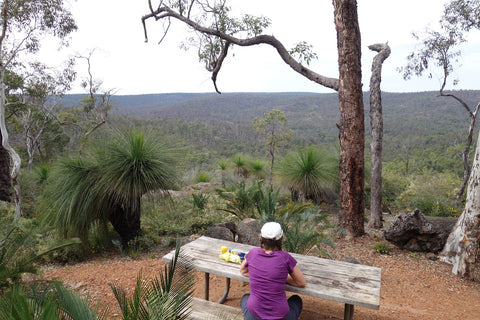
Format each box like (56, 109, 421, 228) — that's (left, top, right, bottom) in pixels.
(162, 236, 381, 310)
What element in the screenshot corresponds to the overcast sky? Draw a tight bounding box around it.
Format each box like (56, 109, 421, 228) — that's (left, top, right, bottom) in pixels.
(39, 0, 480, 95)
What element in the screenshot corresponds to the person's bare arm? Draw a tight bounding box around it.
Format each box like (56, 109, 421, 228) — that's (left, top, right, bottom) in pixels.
(287, 265, 306, 287)
(240, 259, 249, 278)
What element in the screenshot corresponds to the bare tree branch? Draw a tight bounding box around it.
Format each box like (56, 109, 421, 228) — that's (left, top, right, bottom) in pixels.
(211, 41, 230, 94)
(142, 4, 339, 92)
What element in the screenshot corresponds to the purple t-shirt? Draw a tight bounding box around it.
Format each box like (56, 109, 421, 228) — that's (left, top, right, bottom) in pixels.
(244, 247, 297, 319)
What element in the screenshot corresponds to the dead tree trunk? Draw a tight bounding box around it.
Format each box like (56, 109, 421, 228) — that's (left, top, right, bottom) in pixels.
(440, 129, 480, 280)
(368, 43, 391, 229)
(333, 0, 365, 236)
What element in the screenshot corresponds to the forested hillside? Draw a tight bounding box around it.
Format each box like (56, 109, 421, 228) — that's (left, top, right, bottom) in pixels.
(62, 90, 480, 167)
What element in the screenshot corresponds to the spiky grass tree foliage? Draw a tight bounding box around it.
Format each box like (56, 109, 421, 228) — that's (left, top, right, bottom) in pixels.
(278, 147, 339, 204)
(110, 239, 195, 320)
(278, 203, 334, 255)
(0, 226, 79, 290)
(0, 281, 106, 320)
(44, 130, 180, 249)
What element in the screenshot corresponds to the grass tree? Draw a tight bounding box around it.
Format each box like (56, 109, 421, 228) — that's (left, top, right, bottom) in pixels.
(44, 130, 180, 249)
(218, 160, 228, 187)
(248, 159, 268, 180)
(278, 146, 339, 204)
(232, 154, 249, 180)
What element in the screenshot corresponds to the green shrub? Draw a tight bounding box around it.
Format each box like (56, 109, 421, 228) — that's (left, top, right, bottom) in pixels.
(382, 169, 409, 203)
(279, 204, 334, 255)
(395, 171, 462, 217)
(374, 242, 391, 254)
(0, 224, 80, 288)
(191, 192, 210, 212)
(216, 182, 259, 220)
(0, 281, 105, 320)
(142, 194, 229, 239)
(195, 171, 211, 183)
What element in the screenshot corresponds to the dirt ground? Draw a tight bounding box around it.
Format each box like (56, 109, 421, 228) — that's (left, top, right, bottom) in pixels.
(41, 227, 480, 320)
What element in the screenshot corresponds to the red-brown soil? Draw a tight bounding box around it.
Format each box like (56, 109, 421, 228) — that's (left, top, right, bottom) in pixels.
(41, 231, 480, 320)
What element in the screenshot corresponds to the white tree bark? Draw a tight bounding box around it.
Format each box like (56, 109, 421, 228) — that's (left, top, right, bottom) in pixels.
(440, 128, 480, 279)
(0, 69, 22, 218)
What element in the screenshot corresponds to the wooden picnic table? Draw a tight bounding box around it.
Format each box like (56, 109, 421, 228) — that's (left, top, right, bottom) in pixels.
(162, 236, 381, 320)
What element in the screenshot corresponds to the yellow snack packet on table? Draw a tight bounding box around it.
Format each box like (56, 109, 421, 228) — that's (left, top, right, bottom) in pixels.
(219, 252, 231, 261)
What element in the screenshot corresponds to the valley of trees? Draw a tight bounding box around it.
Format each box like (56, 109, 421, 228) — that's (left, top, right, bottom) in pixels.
(1, 0, 480, 317)
(63, 90, 475, 173)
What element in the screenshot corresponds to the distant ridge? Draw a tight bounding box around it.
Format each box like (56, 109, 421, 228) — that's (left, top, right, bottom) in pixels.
(59, 90, 480, 135)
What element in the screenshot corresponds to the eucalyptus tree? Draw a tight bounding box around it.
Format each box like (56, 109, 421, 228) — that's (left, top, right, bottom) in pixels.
(429, 0, 480, 280)
(45, 130, 180, 249)
(400, 0, 480, 280)
(399, 0, 480, 200)
(142, 0, 367, 236)
(55, 51, 113, 152)
(442, 128, 480, 280)
(252, 109, 293, 184)
(14, 61, 75, 170)
(0, 0, 77, 217)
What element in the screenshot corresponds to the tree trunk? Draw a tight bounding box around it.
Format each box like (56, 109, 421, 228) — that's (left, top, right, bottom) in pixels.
(368, 43, 391, 229)
(0, 67, 22, 217)
(108, 197, 142, 249)
(456, 103, 480, 200)
(333, 0, 365, 237)
(0, 130, 11, 201)
(440, 129, 480, 280)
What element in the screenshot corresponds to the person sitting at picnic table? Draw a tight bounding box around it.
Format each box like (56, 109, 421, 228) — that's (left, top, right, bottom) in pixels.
(239, 222, 306, 320)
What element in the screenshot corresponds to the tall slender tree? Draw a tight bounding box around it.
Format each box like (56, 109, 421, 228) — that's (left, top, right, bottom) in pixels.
(252, 109, 293, 184)
(142, 0, 366, 236)
(0, 0, 77, 217)
(399, 0, 480, 200)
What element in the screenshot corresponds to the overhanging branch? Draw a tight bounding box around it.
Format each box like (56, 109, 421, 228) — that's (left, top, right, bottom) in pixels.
(142, 4, 339, 92)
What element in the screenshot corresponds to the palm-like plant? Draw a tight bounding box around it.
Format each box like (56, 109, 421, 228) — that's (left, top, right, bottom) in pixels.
(232, 154, 249, 179)
(278, 146, 339, 204)
(218, 160, 228, 187)
(0, 281, 106, 320)
(44, 130, 180, 248)
(278, 204, 334, 255)
(0, 226, 79, 290)
(110, 239, 195, 320)
(216, 182, 259, 220)
(248, 159, 267, 180)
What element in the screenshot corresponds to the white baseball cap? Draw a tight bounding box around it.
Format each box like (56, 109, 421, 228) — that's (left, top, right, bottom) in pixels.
(261, 222, 283, 240)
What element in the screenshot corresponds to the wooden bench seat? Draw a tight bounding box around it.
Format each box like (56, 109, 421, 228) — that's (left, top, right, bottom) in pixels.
(189, 296, 243, 320)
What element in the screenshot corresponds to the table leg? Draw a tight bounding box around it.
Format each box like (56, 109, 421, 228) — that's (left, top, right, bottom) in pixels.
(218, 278, 231, 304)
(204, 272, 210, 301)
(344, 304, 354, 320)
